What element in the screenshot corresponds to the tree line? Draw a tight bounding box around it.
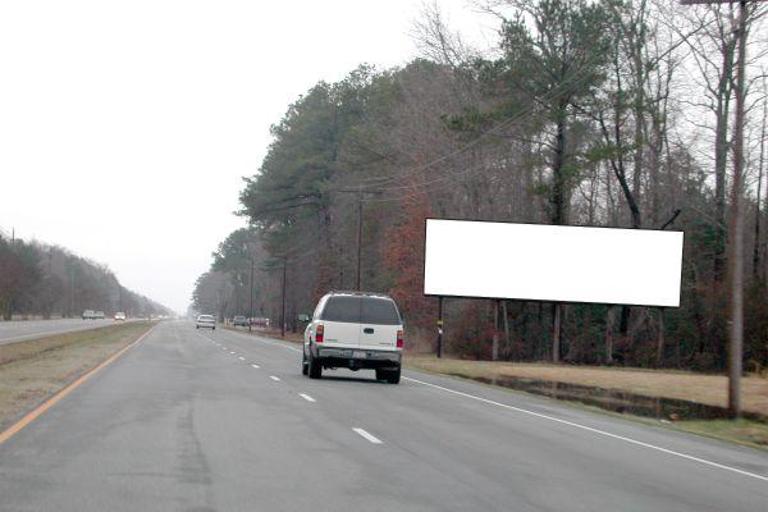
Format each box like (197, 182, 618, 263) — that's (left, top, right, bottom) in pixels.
(193, 0, 768, 373)
(0, 229, 169, 320)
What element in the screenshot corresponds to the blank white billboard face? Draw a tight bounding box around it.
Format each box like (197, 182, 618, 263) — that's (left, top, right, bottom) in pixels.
(423, 219, 684, 307)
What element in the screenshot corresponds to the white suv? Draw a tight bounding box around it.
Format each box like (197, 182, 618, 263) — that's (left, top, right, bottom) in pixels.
(302, 291, 404, 383)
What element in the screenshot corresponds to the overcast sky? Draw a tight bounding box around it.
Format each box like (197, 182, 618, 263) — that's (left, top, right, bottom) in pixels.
(0, 1, 497, 313)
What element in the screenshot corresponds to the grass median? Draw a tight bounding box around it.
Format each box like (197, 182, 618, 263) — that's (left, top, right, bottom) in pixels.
(404, 355, 768, 449)
(0, 321, 153, 433)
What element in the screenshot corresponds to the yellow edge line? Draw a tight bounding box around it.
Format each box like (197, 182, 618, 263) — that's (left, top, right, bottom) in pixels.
(0, 324, 156, 445)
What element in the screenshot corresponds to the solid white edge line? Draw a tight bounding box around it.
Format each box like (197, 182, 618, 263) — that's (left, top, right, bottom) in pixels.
(251, 364, 260, 369)
(402, 376, 768, 482)
(299, 393, 316, 403)
(270, 375, 281, 381)
(353, 428, 383, 444)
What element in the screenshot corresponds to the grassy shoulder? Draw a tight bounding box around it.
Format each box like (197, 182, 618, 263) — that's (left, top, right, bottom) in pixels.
(404, 354, 768, 449)
(673, 419, 768, 449)
(0, 321, 153, 432)
(404, 355, 768, 416)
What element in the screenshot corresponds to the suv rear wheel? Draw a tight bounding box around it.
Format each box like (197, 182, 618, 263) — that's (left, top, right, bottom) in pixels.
(376, 367, 401, 384)
(308, 351, 322, 379)
(301, 351, 308, 375)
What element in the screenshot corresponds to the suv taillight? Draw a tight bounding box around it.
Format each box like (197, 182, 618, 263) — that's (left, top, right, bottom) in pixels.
(315, 324, 324, 343)
(396, 330, 404, 349)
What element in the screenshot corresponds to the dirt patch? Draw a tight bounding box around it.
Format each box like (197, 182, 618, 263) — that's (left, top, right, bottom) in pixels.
(0, 322, 153, 432)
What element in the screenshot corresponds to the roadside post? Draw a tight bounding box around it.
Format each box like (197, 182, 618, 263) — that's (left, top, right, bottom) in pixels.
(437, 296, 443, 358)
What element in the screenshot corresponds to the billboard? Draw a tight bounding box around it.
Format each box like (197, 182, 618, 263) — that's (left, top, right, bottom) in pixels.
(423, 219, 684, 307)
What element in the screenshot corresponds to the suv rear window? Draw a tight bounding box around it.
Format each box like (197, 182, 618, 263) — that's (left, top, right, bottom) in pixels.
(321, 296, 400, 325)
(360, 298, 400, 325)
(320, 297, 360, 323)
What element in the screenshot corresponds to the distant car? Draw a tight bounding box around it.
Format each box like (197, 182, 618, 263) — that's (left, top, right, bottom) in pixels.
(82, 309, 96, 320)
(303, 291, 403, 383)
(196, 314, 216, 330)
(232, 315, 248, 327)
(94, 311, 105, 320)
(251, 317, 270, 328)
(114, 312, 126, 321)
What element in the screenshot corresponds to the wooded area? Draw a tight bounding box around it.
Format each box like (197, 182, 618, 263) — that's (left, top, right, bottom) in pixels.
(0, 227, 169, 320)
(193, 0, 768, 374)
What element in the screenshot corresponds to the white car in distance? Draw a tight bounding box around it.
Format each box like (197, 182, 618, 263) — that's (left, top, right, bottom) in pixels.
(196, 314, 216, 330)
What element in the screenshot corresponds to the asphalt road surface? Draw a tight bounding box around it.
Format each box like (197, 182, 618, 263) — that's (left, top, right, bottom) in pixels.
(0, 318, 126, 345)
(1, 321, 766, 511)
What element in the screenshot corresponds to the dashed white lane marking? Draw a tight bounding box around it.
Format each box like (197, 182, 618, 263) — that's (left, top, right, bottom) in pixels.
(230, 351, 236, 355)
(225, 330, 302, 353)
(402, 376, 768, 483)
(352, 428, 382, 444)
(238, 356, 245, 361)
(298, 393, 316, 403)
(251, 364, 260, 369)
(269, 375, 281, 382)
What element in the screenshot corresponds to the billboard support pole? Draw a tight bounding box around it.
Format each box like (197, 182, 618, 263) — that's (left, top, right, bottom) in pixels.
(437, 296, 444, 359)
(492, 299, 500, 361)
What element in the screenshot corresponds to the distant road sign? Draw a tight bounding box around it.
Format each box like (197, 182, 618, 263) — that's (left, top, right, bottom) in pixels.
(423, 219, 684, 307)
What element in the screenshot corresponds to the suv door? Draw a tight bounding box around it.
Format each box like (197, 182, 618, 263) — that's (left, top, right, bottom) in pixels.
(317, 296, 360, 348)
(358, 297, 401, 350)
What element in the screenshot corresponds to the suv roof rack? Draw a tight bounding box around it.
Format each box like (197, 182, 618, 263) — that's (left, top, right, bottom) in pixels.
(327, 290, 390, 298)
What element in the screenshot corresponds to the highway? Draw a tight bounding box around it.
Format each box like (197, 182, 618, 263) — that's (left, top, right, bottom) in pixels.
(0, 318, 127, 345)
(0, 321, 766, 511)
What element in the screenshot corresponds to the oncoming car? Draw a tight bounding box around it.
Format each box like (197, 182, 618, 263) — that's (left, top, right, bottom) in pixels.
(302, 291, 404, 383)
(114, 312, 126, 321)
(196, 314, 216, 330)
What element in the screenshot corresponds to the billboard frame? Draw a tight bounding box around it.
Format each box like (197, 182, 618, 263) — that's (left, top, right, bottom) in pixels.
(421, 217, 685, 309)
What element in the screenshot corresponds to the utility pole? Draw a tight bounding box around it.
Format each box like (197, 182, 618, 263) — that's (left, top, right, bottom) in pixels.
(334, 188, 383, 291)
(281, 259, 287, 338)
(249, 256, 255, 333)
(69, 266, 75, 318)
(728, 0, 748, 418)
(356, 187, 363, 291)
(681, 0, 752, 417)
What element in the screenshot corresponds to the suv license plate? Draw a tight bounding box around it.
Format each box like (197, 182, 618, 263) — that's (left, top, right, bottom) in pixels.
(352, 351, 367, 359)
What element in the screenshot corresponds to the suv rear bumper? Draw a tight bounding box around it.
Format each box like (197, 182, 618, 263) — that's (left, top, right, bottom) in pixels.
(315, 347, 401, 369)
